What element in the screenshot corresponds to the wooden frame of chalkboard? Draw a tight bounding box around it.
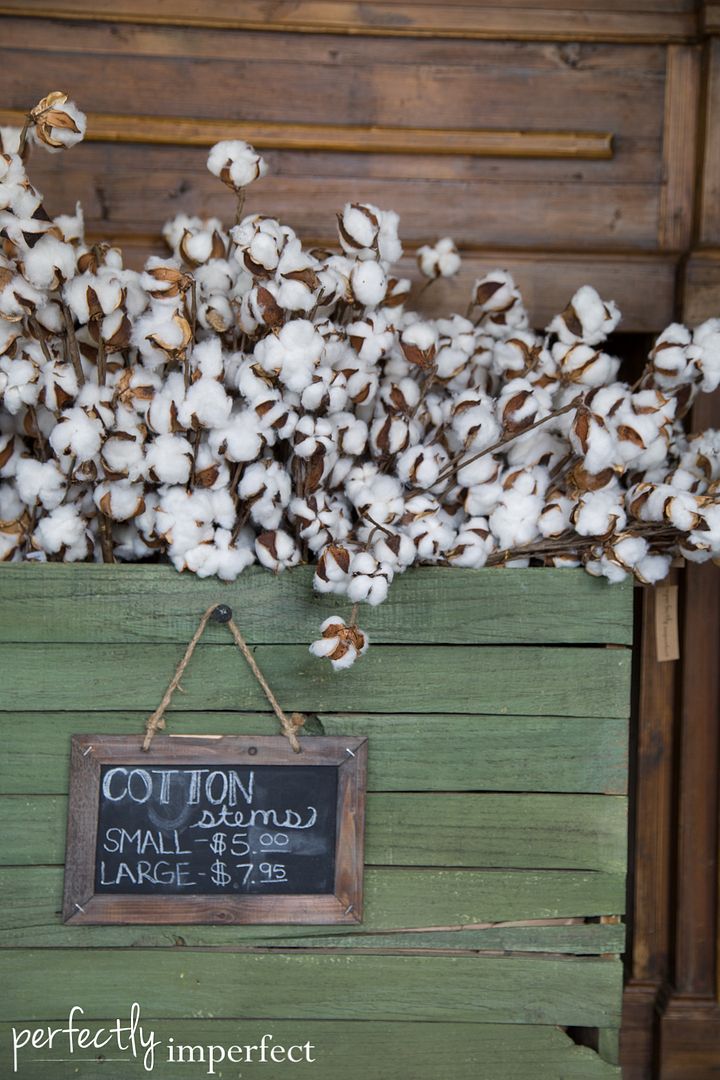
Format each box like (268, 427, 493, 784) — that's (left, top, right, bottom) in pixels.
(62, 734, 367, 925)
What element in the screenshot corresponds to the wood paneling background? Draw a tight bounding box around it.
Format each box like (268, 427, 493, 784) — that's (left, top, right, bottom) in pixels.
(0, 3, 719, 1076)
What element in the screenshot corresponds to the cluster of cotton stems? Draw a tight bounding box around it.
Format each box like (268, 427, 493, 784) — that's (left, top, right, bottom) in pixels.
(1, 95, 719, 672)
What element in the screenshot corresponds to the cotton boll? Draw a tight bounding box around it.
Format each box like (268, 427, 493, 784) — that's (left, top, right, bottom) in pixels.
(289, 493, 351, 554)
(473, 270, 528, 338)
(451, 391, 500, 453)
(403, 504, 456, 561)
(417, 237, 461, 280)
(539, 494, 574, 539)
(346, 314, 394, 365)
(572, 488, 627, 537)
(184, 527, 256, 580)
(314, 543, 353, 595)
(446, 518, 495, 567)
(370, 412, 418, 458)
(692, 318, 720, 393)
(30, 93, 86, 151)
(21, 233, 77, 290)
(551, 342, 620, 387)
(492, 331, 543, 377)
(231, 215, 285, 276)
(635, 552, 672, 584)
(94, 479, 145, 522)
(488, 471, 546, 550)
(255, 529, 301, 571)
(548, 285, 621, 346)
(309, 616, 369, 671)
(293, 414, 334, 459)
(240, 459, 292, 529)
(331, 412, 368, 457)
(347, 550, 393, 605)
(15, 457, 65, 510)
(647, 323, 694, 390)
(400, 321, 437, 370)
(497, 378, 551, 436)
(396, 444, 449, 488)
(345, 465, 404, 525)
(207, 140, 267, 192)
(338, 203, 402, 265)
(49, 406, 104, 461)
(350, 260, 387, 307)
(209, 409, 266, 464)
(570, 408, 616, 476)
(100, 431, 145, 482)
(254, 319, 323, 393)
(0, 355, 40, 414)
(31, 503, 88, 559)
(54, 201, 84, 243)
(145, 433, 194, 485)
(191, 337, 225, 380)
(506, 429, 566, 471)
(178, 376, 232, 430)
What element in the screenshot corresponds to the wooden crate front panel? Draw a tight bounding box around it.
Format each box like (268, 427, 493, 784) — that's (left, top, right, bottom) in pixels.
(0, 565, 631, 1077)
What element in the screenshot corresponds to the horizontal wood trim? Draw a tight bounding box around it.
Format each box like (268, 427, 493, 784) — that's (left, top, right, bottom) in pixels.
(0, 865, 627, 942)
(0, 1019, 622, 1079)
(0, 107, 613, 160)
(4, 949, 624, 1026)
(0, 1, 698, 42)
(0, 792, 628, 872)
(0, 566, 633, 646)
(0, 711, 629, 795)
(0, 642, 632, 717)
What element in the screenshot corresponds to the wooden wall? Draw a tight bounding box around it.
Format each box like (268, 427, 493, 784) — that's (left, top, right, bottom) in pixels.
(1, 3, 719, 1076)
(0, 566, 632, 1079)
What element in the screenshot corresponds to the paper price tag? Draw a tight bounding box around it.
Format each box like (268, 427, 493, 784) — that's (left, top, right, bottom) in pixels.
(655, 584, 679, 662)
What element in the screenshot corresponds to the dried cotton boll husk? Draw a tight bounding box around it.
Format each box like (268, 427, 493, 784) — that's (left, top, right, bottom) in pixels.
(396, 443, 450, 488)
(492, 331, 543, 377)
(400, 321, 437, 371)
(289, 493, 351, 553)
(451, 391, 501, 453)
(207, 140, 267, 192)
(231, 215, 286, 277)
(30, 92, 86, 151)
(345, 465, 404, 525)
(54, 201, 84, 243)
(680, 430, 720, 482)
(239, 459, 292, 530)
(488, 469, 548, 550)
(310, 616, 369, 671)
(473, 270, 528, 338)
(209, 409, 266, 464)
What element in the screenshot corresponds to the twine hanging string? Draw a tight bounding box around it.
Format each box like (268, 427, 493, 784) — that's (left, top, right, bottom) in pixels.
(142, 603, 305, 753)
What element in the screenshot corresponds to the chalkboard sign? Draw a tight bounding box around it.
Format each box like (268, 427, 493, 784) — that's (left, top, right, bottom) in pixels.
(63, 735, 367, 925)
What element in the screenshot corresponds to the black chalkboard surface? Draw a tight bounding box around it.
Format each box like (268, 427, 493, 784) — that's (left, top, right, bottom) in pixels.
(95, 763, 338, 895)
(63, 735, 367, 925)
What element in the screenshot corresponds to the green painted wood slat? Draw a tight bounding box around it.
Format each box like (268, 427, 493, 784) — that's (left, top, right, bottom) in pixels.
(4, 950, 624, 1026)
(0, 711, 629, 795)
(0, 564, 633, 645)
(0, 792, 627, 872)
(0, 867, 626, 944)
(0, 643, 632, 717)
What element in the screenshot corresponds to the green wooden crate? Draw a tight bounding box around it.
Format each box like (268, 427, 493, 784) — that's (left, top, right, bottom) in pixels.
(0, 565, 632, 1079)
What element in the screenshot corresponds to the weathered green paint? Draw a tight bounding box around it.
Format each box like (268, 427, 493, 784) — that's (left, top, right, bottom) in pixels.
(0, 1021, 621, 1079)
(0, 792, 627, 872)
(0, 565, 633, 1078)
(0, 711, 629, 795)
(5, 950, 624, 1026)
(0, 867, 626, 945)
(0, 564, 633, 645)
(0, 642, 632, 717)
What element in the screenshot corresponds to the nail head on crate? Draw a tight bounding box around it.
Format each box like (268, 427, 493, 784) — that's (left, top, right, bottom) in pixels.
(211, 604, 232, 624)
